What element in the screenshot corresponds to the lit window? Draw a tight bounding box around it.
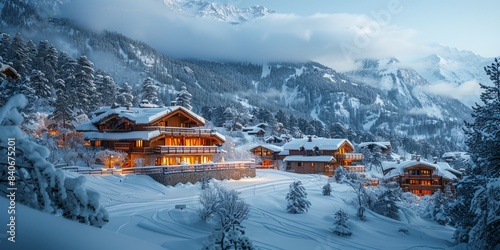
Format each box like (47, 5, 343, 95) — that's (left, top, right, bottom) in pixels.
(94, 140, 101, 147)
(136, 140, 143, 147)
(311, 162, 315, 167)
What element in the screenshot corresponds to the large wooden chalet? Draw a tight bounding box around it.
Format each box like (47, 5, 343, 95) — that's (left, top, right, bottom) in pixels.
(76, 105, 225, 167)
(382, 158, 462, 196)
(282, 137, 364, 176)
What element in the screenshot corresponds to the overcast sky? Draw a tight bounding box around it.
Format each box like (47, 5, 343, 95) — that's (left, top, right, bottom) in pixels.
(61, 0, 499, 71)
(239, 0, 500, 58)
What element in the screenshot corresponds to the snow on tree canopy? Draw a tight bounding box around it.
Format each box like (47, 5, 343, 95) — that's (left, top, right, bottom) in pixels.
(0, 94, 109, 227)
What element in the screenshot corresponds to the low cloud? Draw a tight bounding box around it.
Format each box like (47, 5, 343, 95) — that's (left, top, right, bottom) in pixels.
(60, 0, 432, 72)
(418, 80, 482, 108)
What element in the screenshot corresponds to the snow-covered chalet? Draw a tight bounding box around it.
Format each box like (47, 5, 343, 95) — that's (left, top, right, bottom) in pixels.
(282, 137, 364, 176)
(382, 157, 463, 196)
(76, 105, 225, 167)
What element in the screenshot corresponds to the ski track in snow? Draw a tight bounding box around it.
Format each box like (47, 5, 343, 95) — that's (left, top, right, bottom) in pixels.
(80, 170, 454, 249)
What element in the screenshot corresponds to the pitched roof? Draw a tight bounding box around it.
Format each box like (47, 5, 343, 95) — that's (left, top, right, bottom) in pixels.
(283, 138, 353, 151)
(76, 106, 206, 131)
(358, 141, 391, 149)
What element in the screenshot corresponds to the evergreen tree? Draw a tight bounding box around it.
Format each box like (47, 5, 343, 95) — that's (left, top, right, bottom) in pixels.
(175, 85, 193, 110)
(372, 182, 401, 220)
(452, 58, 500, 249)
(275, 109, 288, 127)
(115, 82, 134, 108)
(0, 95, 109, 227)
(141, 77, 161, 105)
(333, 208, 352, 236)
(286, 181, 311, 214)
(322, 182, 332, 196)
(0, 33, 12, 59)
(30, 70, 51, 98)
(95, 72, 117, 106)
(74, 55, 96, 113)
(465, 58, 500, 178)
(50, 79, 75, 131)
(9, 33, 28, 77)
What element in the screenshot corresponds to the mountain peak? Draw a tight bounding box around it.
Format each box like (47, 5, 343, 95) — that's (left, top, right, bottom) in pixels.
(163, 0, 275, 24)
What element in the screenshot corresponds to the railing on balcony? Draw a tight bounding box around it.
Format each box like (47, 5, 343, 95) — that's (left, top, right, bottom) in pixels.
(400, 184, 442, 190)
(343, 165, 365, 173)
(337, 153, 364, 161)
(154, 145, 218, 154)
(146, 126, 224, 138)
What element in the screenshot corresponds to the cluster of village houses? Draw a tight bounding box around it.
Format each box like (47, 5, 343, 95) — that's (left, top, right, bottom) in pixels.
(75, 102, 464, 197)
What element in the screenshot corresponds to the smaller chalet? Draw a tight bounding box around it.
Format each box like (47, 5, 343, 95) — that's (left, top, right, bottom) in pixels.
(0, 62, 19, 80)
(383, 158, 462, 196)
(242, 123, 268, 137)
(282, 137, 364, 176)
(358, 141, 392, 155)
(245, 144, 283, 169)
(76, 105, 225, 167)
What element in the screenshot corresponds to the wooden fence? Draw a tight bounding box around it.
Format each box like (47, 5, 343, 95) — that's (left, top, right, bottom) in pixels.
(60, 161, 256, 176)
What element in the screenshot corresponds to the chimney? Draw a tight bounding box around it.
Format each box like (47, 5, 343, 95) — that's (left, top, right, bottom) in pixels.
(416, 155, 421, 161)
(170, 101, 177, 106)
(307, 135, 312, 142)
(433, 157, 438, 164)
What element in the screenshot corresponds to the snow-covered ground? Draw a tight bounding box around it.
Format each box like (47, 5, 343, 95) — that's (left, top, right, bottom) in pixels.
(1, 170, 456, 250)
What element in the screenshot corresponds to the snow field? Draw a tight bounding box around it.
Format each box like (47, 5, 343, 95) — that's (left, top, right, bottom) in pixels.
(72, 170, 455, 250)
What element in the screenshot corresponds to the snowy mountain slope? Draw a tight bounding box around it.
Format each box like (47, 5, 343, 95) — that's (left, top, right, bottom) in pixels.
(163, 0, 275, 24)
(47, 170, 454, 250)
(0, 0, 473, 148)
(415, 45, 492, 85)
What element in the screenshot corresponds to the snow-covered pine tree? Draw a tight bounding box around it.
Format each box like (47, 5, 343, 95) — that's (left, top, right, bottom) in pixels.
(30, 69, 51, 98)
(74, 55, 97, 114)
(465, 58, 500, 178)
(0, 33, 12, 59)
(453, 58, 500, 249)
(322, 182, 332, 196)
(372, 182, 401, 220)
(428, 189, 451, 225)
(175, 85, 192, 110)
(141, 77, 161, 105)
(116, 82, 134, 108)
(0, 94, 109, 227)
(0, 71, 37, 125)
(286, 181, 311, 214)
(8, 33, 29, 77)
(334, 208, 352, 236)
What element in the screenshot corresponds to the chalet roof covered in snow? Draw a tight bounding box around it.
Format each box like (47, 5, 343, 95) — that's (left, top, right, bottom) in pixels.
(382, 160, 462, 180)
(82, 131, 161, 141)
(77, 105, 206, 129)
(283, 155, 336, 163)
(358, 141, 391, 149)
(283, 138, 353, 151)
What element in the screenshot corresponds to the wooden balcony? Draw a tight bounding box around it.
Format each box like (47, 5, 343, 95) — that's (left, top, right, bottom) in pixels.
(401, 184, 442, 190)
(154, 145, 218, 155)
(337, 153, 364, 161)
(344, 165, 365, 173)
(146, 126, 223, 138)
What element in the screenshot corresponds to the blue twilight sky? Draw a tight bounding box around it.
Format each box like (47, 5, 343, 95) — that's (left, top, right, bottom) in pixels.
(236, 0, 500, 58)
